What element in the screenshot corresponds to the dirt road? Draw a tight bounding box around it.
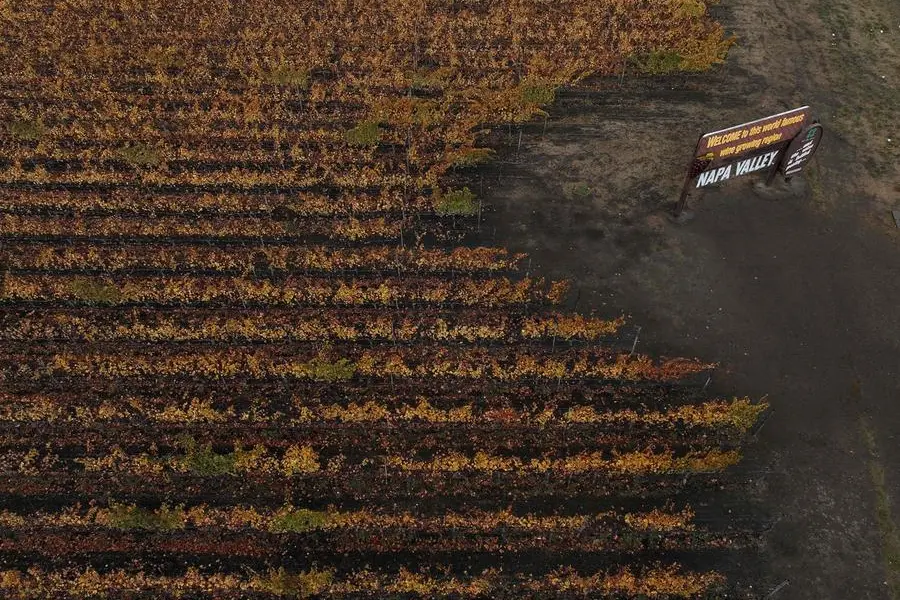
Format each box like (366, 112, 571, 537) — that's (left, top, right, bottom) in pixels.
(480, 0, 900, 597)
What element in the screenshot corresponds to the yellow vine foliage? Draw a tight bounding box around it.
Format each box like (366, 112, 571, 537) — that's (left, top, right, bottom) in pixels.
(0, 0, 728, 191)
(0, 393, 760, 432)
(0, 1, 754, 594)
(0, 565, 724, 597)
(281, 445, 320, 475)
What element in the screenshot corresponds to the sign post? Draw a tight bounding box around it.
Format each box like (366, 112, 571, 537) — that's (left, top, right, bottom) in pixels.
(763, 140, 791, 186)
(673, 138, 708, 218)
(673, 107, 820, 218)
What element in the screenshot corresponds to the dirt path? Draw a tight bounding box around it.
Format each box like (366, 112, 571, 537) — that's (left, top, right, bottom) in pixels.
(479, 0, 900, 597)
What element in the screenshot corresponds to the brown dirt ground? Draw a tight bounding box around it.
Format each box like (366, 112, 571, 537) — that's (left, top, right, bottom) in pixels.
(478, 0, 900, 597)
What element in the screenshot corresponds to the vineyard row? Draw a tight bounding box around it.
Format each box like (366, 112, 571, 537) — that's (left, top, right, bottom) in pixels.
(0, 503, 695, 534)
(0, 309, 623, 344)
(0, 345, 709, 382)
(0, 426, 738, 463)
(0, 274, 569, 307)
(0, 564, 724, 599)
(0, 381, 712, 422)
(0, 396, 763, 432)
(0, 469, 730, 506)
(0, 213, 408, 241)
(0, 188, 431, 216)
(5, 444, 741, 478)
(0, 161, 418, 190)
(0, 244, 524, 274)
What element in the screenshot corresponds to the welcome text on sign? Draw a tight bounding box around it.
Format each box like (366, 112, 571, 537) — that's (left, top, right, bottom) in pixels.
(697, 107, 809, 161)
(704, 114, 806, 150)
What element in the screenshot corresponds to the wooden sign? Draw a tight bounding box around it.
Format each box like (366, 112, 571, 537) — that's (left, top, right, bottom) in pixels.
(673, 107, 822, 219)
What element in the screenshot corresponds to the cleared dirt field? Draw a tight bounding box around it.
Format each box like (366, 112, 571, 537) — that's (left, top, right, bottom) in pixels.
(482, 0, 900, 597)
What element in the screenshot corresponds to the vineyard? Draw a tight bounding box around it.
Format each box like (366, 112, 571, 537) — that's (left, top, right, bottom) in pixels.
(0, 0, 764, 598)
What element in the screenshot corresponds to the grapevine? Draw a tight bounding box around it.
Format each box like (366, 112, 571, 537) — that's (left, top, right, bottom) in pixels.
(0, 0, 756, 596)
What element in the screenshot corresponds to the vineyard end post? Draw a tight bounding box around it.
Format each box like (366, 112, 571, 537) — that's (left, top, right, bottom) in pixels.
(764, 141, 789, 186)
